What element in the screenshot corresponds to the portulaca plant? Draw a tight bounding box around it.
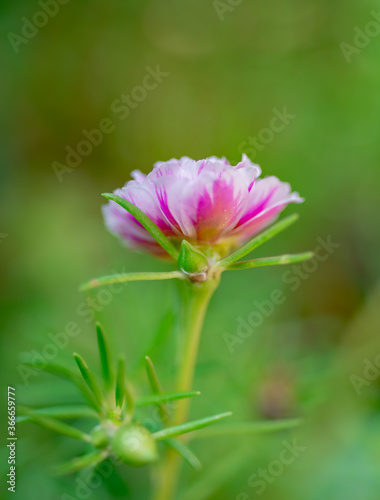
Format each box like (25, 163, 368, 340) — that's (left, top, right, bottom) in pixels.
(20, 155, 312, 500)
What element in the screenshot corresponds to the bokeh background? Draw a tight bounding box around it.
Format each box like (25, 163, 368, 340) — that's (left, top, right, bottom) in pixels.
(1, 0, 380, 498)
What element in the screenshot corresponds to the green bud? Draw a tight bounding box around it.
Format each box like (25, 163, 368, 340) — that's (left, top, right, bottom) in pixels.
(111, 423, 158, 467)
(91, 426, 108, 448)
(178, 241, 209, 279)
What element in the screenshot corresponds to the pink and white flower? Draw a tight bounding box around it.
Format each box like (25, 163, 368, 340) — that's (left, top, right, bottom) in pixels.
(102, 155, 303, 258)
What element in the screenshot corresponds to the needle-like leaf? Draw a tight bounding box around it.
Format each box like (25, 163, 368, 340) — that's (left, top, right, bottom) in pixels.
(164, 439, 202, 470)
(226, 252, 314, 271)
(189, 418, 303, 439)
(54, 450, 108, 475)
(152, 412, 232, 440)
(145, 356, 164, 395)
(80, 271, 184, 292)
(22, 361, 103, 414)
(124, 380, 135, 421)
(115, 355, 135, 419)
(102, 193, 180, 260)
(96, 323, 113, 391)
(115, 355, 125, 410)
(19, 407, 91, 442)
(16, 405, 98, 423)
(136, 391, 200, 408)
(73, 354, 104, 409)
(145, 356, 167, 420)
(217, 214, 299, 268)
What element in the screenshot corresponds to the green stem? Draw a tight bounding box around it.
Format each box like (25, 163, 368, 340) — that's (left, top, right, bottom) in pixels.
(152, 276, 220, 500)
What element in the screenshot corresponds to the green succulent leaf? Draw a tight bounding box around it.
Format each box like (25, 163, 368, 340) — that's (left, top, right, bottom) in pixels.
(19, 407, 91, 442)
(73, 353, 104, 409)
(80, 271, 184, 292)
(144, 356, 167, 420)
(22, 361, 103, 414)
(218, 214, 299, 267)
(96, 322, 114, 391)
(115, 355, 126, 410)
(136, 391, 200, 408)
(102, 193, 180, 260)
(190, 418, 303, 439)
(16, 405, 98, 423)
(54, 450, 108, 475)
(164, 439, 202, 470)
(124, 380, 135, 421)
(145, 356, 163, 395)
(115, 355, 135, 419)
(226, 252, 314, 271)
(152, 412, 232, 440)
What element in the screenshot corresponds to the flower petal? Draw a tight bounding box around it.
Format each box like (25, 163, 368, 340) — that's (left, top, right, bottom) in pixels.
(233, 176, 304, 241)
(102, 156, 304, 258)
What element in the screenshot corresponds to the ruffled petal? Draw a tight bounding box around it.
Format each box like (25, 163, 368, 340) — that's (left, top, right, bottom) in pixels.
(232, 176, 304, 241)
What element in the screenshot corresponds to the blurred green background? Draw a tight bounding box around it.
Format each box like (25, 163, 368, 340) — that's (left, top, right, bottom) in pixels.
(1, 0, 380, 498)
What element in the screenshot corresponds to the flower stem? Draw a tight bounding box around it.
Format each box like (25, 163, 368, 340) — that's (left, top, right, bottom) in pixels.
(152, 276, 220, 500)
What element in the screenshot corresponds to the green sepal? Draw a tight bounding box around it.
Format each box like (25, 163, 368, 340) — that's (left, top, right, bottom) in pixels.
(226, 252, 314, 270)
(218, 214, 299, 267)
(178, 241, 209, 277)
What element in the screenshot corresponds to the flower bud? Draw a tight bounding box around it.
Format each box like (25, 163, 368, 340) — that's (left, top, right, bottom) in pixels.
(91, 426, 108, 448)
(111, 423, 158, 467)
(178, 241, 209, 280)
